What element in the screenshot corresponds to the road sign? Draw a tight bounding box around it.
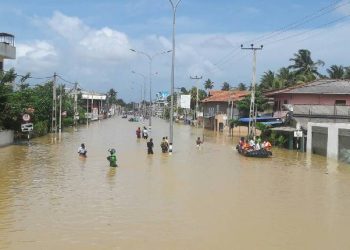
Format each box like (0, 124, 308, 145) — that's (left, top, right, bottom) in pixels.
(22, 114, 31, 122)
(294, 130, 303, 138)
(21, 123, 33, 132)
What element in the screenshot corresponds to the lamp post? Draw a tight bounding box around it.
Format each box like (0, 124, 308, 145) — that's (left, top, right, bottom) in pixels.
(169, 0, 182, 147)
(131, 70, 147, 117)
(130, 49, 171, 130)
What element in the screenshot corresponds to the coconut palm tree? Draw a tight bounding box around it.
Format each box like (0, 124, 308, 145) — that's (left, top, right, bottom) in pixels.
(288, 49, 325, 78)
(259, 70, 277, 90)
(204, 78, 214, 92)
(344, 67, 350, 79)
(221, 82, 230, 91)
(276, 67, 294, 88)
(327, 65, 345, 79)
(237, 82, 247, 90)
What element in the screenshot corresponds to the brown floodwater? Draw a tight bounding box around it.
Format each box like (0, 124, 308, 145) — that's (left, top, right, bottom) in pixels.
(1, 117, 350, 250)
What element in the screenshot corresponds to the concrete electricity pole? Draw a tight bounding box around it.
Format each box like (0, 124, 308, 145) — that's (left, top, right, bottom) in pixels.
(190, 75, 202, 123)
(59, 83, 62, 134)
(51, 72, 57, 134)
(74, 82, 78, 130)
(241, 44, 263, 138)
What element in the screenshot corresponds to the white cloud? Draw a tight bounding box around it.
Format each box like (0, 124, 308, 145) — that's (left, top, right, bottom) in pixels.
(7, 11, 350, 102)
(9, 41, 58, 72)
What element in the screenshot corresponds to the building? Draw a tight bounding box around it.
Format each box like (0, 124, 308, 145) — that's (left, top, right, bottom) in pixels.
(307, 122, 350, 163)
(202, 90, 249, 131)
(81, 91, 107, 120)
(0, 33, 16, 70)
(265, 79, 350, 129)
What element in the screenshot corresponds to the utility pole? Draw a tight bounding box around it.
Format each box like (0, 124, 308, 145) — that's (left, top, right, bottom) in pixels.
(73, 82, 78, 130)
(51, 72, 57, 134)
(241, 44, 263, 139)
(59, 82, 62, 134)
(190, 75, 202, 124)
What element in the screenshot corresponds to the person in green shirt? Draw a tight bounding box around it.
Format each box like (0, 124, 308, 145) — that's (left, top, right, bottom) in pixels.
(107, 148, 118, 167)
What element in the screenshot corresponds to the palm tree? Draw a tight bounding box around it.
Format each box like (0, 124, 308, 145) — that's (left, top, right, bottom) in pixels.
(221, 82, 230, 91)
(288, 49, 325, 78)
(344, 67, 350, 79)
(204, 78, 214, 92)
(276, 67, 294, 88)
(259, 70, 276, 90)
(237, 82, 247, 90)
(327, 65, 345, 79)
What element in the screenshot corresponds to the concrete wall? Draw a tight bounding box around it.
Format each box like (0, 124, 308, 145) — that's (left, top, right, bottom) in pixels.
(0, 130, 14, 147)
(307, 123, 350, 160)
(0, 42, 16, 59)
(275, 93, 350, 106)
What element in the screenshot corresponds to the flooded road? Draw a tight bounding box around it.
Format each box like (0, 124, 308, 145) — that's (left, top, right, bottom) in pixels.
(1, 117, 350, 250)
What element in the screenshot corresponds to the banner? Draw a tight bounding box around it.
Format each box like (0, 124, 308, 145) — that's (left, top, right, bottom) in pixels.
(180, 95, 191, 109)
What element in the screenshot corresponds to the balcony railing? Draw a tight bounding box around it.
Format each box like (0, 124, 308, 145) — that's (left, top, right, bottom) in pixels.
(0, 33, 15, 46)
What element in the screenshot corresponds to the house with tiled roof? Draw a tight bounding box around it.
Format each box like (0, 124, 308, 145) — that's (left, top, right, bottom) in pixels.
(201, 90, 249, 131)
(265, 79, 350, 129)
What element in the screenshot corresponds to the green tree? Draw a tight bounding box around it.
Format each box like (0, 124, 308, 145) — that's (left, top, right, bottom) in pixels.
(344, 67, 350, 79)
(259, 70, 276, 90)
(237, 82, 247, 90)
(221, 82, 230, 91)
(204, 78, 214, 92)
(236, 91, 269, 117)
(189, 86, 207, 109)
(288, 49, 325, 78)
(327, 65, 345, 79)
(107, 88, 118, 104)
(276, 67, 294, 88)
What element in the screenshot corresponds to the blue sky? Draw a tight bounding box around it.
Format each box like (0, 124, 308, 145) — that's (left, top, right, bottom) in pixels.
(1, 0, 350, 101)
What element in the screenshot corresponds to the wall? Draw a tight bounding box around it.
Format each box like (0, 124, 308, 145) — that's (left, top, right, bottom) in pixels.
(275, 93, 350, 106)
(0, 130, 14, 147)
(307, 123, 350, 160)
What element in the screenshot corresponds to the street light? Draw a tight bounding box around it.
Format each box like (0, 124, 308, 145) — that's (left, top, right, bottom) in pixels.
(129, 48, 171, 130)
(169, 0, 182, 147)
(131, 70, 147, 117)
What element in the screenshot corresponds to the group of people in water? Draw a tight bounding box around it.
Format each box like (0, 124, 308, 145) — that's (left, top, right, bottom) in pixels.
(238, 136, 272, 152)
(136, 126, 149, 139)
(77, 143, 118, 167)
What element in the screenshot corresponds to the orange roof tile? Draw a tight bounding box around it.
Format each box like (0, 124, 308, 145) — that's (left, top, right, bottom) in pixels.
(202, 90, 249, 103)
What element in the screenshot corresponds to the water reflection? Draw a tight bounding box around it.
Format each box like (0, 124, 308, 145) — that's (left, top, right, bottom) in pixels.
(1, 117, 350, 249)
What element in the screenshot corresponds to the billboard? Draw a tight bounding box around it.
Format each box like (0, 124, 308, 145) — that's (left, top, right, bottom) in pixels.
(155, 91, 169, 101)
(180, 95, 191, 109)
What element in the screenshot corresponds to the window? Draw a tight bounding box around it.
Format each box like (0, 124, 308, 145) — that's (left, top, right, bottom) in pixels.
(335, 100, 346, 106)
(284, 100, 288, 104)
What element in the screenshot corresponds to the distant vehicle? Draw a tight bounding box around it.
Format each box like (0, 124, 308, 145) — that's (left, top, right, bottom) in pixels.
(122, 113, 127, 118)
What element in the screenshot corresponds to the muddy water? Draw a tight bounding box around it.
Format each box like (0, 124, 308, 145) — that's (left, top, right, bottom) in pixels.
(1, 117, 350, 250)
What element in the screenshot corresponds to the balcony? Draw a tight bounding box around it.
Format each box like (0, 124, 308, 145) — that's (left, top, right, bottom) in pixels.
(0, 33, 16, 59)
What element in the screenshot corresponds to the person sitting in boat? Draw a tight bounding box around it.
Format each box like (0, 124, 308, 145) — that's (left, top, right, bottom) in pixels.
(249, 138, 255, 149)
(263, 140, 272, 150)
(239, 137, 245, 149)
(107, 148, 117, 167)
(243, 141, 251, 151)
(78, 143, 87, 157)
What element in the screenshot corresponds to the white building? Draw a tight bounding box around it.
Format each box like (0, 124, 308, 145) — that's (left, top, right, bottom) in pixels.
(0, 33, 16, 70)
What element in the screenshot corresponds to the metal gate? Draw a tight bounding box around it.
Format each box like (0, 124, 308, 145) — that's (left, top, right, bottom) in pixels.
(338, 129, 350, 163)
(311, 126, 328, 156)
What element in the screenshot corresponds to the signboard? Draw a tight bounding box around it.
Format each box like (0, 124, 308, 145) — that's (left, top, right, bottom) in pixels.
(155, 91, 169, 101)
(22, 114, 31, 122)
(21, 123, 33, 132)
(180, 95, 191, 109)
(294, 130, 303, 138)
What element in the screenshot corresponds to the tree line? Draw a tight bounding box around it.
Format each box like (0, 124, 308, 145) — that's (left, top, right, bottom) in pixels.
(0, 69, 126, 136)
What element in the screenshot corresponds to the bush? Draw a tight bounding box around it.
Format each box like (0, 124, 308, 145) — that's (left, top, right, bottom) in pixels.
(63, 117, 74, 127)
(33, 120, 49, 137)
